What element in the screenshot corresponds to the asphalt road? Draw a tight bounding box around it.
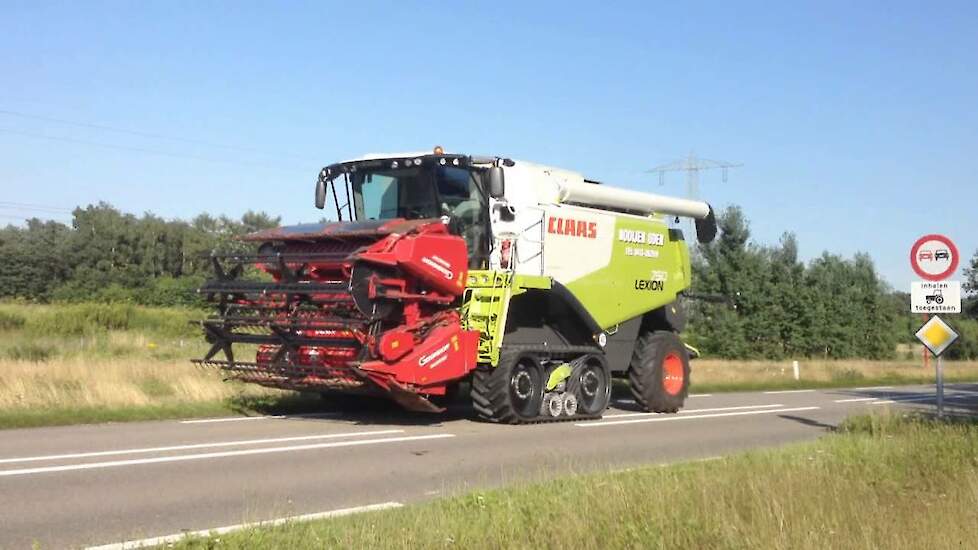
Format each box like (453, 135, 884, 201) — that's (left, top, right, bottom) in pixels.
(1, 383, 976, 549)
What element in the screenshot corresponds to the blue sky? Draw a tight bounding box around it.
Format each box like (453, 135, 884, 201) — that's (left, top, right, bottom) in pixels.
(1, 1, 976, 290)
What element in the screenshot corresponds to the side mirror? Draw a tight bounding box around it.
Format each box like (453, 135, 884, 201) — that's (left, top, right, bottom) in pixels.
(315, 178, 326, 209)
(695, 206, 718, 244)
(487, 166, 505, 199)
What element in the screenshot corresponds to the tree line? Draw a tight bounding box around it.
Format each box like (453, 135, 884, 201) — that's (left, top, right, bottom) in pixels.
(0, 203, 280, 306)
(1, 203, 976, 359)
(687, 207, 978, 360)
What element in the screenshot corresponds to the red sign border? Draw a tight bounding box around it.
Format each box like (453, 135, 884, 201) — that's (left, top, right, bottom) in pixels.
(910, 234, 959, 281)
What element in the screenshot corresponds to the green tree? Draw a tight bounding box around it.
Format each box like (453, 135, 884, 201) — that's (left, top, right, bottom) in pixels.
(0, 202, 282, 305)
(689, 206, 896, 360)
(963, 248, 978, 317)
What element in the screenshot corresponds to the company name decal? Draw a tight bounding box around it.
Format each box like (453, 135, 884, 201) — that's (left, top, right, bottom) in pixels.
(421, 255, 454, 279)
(418, 343, 450, 368)
(548, 216, 597, 239)
(618, 229, 665, 246)
(634, 279, 665, 291)
(625, 247, 659, 258)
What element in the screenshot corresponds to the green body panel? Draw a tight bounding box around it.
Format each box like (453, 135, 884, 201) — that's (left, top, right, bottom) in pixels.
(459, 218, 691, 368)
(460, 271, 550, 367)
(563, 216, 691, 330)
(546, 363, 573, 390)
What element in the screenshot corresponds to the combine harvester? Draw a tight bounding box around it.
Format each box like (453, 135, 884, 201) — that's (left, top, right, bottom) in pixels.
(194, 148, 717, 423)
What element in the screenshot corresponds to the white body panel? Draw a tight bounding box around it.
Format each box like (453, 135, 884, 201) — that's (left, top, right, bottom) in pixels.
(539, 204, 616, 283)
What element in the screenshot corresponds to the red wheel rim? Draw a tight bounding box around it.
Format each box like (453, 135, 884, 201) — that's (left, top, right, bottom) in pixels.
(662, 352, 685, 395)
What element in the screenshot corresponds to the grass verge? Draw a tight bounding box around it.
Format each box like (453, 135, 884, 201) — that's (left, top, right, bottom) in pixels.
(0, 302, 976, 429)
(688, 358, 978, 393)
(173, 413, 978, 549)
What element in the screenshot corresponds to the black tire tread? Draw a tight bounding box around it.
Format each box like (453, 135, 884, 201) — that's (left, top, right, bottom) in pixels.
(628, 330, 689, 413)
(470, 348, 525, 424)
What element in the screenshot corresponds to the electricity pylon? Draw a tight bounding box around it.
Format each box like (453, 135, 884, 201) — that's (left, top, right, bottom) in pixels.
(647, 151, 741, 238)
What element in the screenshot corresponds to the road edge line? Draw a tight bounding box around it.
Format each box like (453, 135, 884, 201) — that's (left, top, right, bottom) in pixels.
(84, 501, 404, 550)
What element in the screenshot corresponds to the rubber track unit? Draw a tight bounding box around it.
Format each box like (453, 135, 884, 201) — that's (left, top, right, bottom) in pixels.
(628, 330, 690, 413)
(471, 345, 606, 425)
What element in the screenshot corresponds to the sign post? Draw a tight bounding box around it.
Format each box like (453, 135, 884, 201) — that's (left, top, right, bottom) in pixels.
(914, 316, 959, 418)
(909, 234, 960, 418)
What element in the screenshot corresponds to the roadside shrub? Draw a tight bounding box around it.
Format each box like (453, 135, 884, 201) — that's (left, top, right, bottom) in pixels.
(49, 277, 207, 309)
(944, 318, 978, 360)
(27, 303, 135, 336)
(0, 309, 26, 331)
(130, 307, 201, 338)
(134, 276, 207, 308)
(831, 367, 866, 383)
(138, 377, 176, 398)
(4, 343, 52, 362)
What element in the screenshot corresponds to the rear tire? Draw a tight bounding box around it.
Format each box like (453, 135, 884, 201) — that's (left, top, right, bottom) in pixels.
(470, 349, 544, 424)
(628, 331, 690, 413)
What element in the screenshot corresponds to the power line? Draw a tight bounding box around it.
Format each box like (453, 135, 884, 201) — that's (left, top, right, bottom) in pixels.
(0, 108, 315, 163)
(0, 201, 74, 214)
(0, 127, 309, 173)
(0, 213, 71, 222)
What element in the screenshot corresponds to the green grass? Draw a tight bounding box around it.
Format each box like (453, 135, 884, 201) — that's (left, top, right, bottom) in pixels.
(0, 308, 26, 330)
(172, 413, 978, 550)
(0, 402, 238, 429)
(687, 357, 978, 394)
(0, 302, 203, 339)
(687, 372, 978, 394)
(0, 393, 326, 430)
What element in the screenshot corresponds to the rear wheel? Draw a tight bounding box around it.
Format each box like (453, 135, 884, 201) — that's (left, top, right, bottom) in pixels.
(628, 331, 690, 413)
(471, 350, 544, 424)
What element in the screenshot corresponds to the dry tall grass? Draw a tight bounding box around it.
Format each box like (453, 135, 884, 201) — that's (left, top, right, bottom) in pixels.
(692, 358, 978, 389)
(0, 303, 280, 425)
(0, 357, 240, 411)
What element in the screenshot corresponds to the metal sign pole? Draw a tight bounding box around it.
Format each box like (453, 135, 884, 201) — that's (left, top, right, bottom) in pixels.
(936, 355, 944, 419)
(922, 314, 929, 370)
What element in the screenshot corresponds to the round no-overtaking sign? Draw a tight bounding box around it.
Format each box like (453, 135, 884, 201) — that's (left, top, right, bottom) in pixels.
(910, 234, 958, 281)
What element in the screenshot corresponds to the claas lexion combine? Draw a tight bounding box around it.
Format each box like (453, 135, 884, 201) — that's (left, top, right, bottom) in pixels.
(193, 148, 717, 423)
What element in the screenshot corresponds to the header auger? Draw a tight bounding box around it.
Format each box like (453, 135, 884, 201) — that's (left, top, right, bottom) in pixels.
(194, 149, 717, 423)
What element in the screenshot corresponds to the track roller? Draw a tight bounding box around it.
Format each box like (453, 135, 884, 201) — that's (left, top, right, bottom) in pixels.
(471, 348, 611, 424)
(562, 393, 578, 416)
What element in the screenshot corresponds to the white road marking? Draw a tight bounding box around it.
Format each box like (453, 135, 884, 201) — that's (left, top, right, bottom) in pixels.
(762, 389, 817, 395)
(180, 415, 287, 423)
(0, 434, 455, 478)
(614, 394, 709, 405)
(603, 404, 784, 419)
(576, 406, 820, 427)
(852, 386, 894, 390)
(180, 412, 341, 424)
(834, 397, 878, 403)
(872, 396, 938, 405)
(0, 429, 404, 465)
(85, 501, 403, 550)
